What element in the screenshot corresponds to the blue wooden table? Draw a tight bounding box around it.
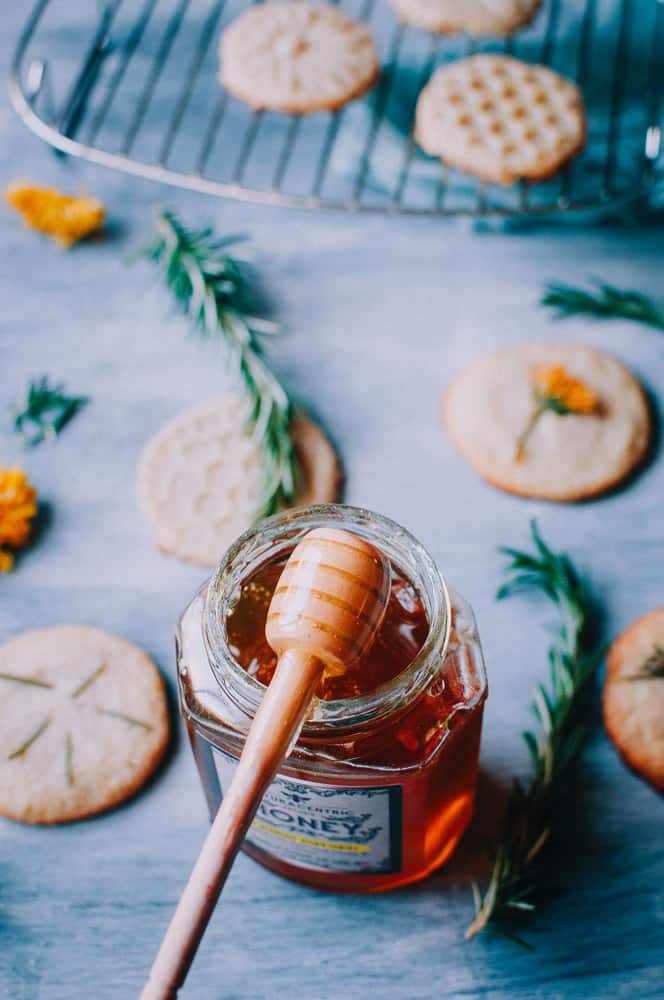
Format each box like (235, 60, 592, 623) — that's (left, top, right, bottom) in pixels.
(1, 4, 663, 998)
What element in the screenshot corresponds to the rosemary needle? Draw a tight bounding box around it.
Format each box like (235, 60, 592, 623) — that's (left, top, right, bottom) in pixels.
(628, 645, 664, 681)
(140, 210, 297, 518)
(466, 522, 604, 946)
(542, 280, 664, 332)
(9, 716, 52, 760)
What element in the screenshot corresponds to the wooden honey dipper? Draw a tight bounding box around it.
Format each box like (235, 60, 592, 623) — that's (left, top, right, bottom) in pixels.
(141, 527, 391, 999)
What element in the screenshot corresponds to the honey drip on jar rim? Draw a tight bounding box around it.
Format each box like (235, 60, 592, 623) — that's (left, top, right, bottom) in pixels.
(226, 558, 430, 701)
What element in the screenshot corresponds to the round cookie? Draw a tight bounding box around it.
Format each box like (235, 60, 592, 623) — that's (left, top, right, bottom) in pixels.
(219, 2, 379, 113)
(388, 0, 540, 36)
(603, 609, 664, 792)
(0, 626, 170, 824)
(442, 342, 650, 502)
(137, 396, 341, 567)
(415, 54, 585, 184)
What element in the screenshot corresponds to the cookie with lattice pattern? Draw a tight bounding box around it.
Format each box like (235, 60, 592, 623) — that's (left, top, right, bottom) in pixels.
(415, 54, 586, 184)
(219, 2, 379, 113)
(0, 626, 170, 824)
(388, 0, 540, 36)
(137, 396, 341, 567)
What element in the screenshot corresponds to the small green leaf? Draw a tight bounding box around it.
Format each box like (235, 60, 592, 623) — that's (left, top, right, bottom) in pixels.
(13, 376, 88, 447)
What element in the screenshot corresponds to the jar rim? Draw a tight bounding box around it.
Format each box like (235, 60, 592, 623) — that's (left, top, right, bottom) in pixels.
(202, 504, 451, 735)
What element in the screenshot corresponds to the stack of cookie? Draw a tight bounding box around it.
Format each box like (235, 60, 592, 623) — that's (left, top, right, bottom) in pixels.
(217, 0, 586, 187)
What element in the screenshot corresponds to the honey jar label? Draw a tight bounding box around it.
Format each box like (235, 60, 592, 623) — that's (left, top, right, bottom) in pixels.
(214, 748, 403, 874)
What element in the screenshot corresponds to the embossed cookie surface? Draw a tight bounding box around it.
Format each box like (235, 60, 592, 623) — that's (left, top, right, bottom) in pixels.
(219, 1, 379, 113)
(603, 609, 664, 792)
(442, 342, 650, 502)
(388, 0, 540, 36)
(415, 54, 585, 184)
(0, 626, 169, 824)
(137, 397, 341, 567)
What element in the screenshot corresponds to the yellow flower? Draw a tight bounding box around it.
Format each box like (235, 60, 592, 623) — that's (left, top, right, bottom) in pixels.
(532, 365, 599, 415)
(0, 550, 14, 573)
(5, 182, 105, 248)
(515, 365, 600, 462)
(0, 467, 38, 572)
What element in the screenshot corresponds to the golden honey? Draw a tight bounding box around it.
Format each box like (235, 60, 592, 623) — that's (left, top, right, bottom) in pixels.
(177, 505, 487, 892)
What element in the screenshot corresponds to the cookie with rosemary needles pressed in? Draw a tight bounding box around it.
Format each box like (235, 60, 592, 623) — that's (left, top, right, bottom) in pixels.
(219, 2, 379, 113)
(603, 608, 664, 793)
(137, 396, 341, 567)
(0, 626, 169, 824)
(442, 342, 650, 502)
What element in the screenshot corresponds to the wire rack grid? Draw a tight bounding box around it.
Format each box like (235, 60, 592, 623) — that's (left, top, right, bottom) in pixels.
(8, 0, 664, 218)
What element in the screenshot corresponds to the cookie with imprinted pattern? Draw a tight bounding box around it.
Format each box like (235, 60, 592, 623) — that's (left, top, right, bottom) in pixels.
(137, 396, 341, 567)
(388, 0, 540, 36)
(415, 54, 586, 184)
(219, 2, 379, 113)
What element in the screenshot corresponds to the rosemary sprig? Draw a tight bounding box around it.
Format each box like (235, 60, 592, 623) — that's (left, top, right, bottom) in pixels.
(467, 522, 604, 945)
(13, 376, 88, 446)
(542, 280, 664, 331)
(141, 210, 296, 518)
(628, 645, 664, 681)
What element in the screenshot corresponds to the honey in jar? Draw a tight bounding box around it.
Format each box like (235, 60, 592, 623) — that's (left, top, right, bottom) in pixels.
(177, 504, 487, 893)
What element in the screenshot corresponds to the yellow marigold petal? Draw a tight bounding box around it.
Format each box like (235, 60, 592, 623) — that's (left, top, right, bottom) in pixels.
(0, 549, 15, 573)
(0, 467, 38, 552)
(5, 182, 105, 247)
(532, 364, 599, 414)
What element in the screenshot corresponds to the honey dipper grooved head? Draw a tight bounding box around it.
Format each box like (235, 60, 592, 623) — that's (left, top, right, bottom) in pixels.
(265, 527, 391, 676)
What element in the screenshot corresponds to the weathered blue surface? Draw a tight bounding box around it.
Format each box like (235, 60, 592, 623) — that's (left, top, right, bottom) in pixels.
(1, 3, 663, 999)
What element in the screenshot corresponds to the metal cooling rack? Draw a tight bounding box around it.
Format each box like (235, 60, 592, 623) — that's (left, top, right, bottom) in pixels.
(9, 0, 664, 217)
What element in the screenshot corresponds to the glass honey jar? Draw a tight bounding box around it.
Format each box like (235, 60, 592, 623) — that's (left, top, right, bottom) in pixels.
(177, 504, 487, 893)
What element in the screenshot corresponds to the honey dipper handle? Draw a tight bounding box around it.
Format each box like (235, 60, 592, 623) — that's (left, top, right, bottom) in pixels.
(141, 648, 323, 1000)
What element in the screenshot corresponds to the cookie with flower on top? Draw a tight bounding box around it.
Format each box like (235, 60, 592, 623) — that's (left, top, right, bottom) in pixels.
(442, 342, 651, 501)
